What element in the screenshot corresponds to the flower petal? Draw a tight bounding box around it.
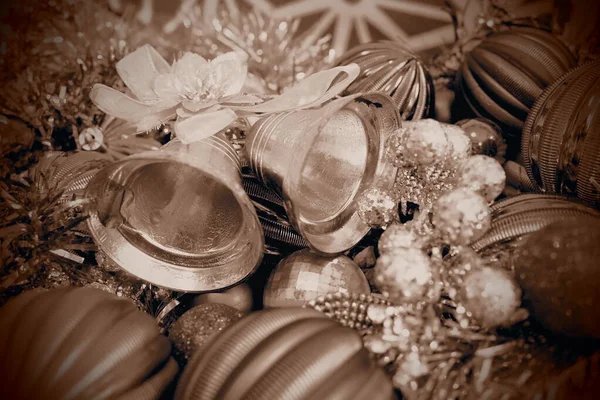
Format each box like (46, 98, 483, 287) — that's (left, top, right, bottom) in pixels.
(136, 107, 178, 132)
(91, 84, 170, 122)
(221, 93, 265, 105)
(174, 108, 238, 144)
(211, 52, 248, 97)
(116, 45, 171, 103)
(181, 99, 219, 113)
(153, 73, 185, 108)
(233, 64, 360, 114)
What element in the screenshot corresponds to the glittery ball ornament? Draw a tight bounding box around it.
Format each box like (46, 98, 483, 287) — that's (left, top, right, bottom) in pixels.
(373, 248, 434, 303)
(514, 217, 600, 338)
(457, 266, 522, 328)
(432, 188, 492, 246)
(441, 123, 472, 162)
(378, 223, 421, 255)
(168, 303, 243, 364)
(193, 283, 253, 314)
(455, 155, 506, 203)
(357, 187, 397, 228)
(455, 118, 507, 164)
(264, 249, 370, 308)
(403, 119, 449, 166)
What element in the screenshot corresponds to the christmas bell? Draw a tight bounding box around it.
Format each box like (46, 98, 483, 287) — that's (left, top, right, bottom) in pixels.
(245, 93, 400, 254)
(85, 133, 264, 292)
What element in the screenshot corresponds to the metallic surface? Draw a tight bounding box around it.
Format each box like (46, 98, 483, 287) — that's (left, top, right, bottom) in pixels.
(472, 194, 600, 252)
(521, 60, 600, 208)
(263, 248, 371, 308)
(85, 134, 264, 292)
(246, 93, 400, 254)
(174, 308, 394, 400)
(335, 41, 434, 120)
(459, 27, 576, 137)
(0, 288, 177, 400)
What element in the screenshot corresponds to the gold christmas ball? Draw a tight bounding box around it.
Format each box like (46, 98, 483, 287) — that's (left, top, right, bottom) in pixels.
(458, 27, 575, 140)
(175, 308, 394, 400)
(193, 283, 253, 313)
(263, 249, 370, 308)
(521, 60, 600, 209)
(0, 287, 177, 399)
(455, 118, 507, 164)
(168, 303, 243, 365)
(335, 41, 434, 120)
(514, 216, 600, 338)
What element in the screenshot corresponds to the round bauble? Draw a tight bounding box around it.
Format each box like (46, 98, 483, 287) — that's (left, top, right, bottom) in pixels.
(263, 249, 370, 308)
(457, 266, 522, 328)
(378, 222, 421, 254)
(0, 287, 177, 400)
(514, 217, 600, 338)
(521, 60, 600, 209)
(174, 307, 394, 400)
(335, 41, 434, 120)
(168, 303, 243, 364)
(432, 188, 492, 246)
(455, 118, 507, 164)
(455, 155, 506, 203)
(356, 187, 397, 228)
(193, 283, 253, 313)
(373, 248, 434, 303)
(458, 27, 576, 140)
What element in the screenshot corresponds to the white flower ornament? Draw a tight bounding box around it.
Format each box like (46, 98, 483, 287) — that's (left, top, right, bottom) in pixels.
(90, 45, 360, 144)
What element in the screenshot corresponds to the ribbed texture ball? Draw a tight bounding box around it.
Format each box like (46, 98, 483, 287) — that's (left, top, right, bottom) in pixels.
(521, 60, 600, 208)
(335, 41, 434, 120)
(175, 308, 394, 400)
(458, 27, 576, 139)
(0, 287, 177, 400)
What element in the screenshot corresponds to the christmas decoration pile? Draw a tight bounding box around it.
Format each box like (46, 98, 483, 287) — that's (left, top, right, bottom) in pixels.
(1, 1, 600, 399)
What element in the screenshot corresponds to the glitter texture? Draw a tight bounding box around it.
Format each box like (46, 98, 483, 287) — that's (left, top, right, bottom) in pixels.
(264, 249, 371, 308)
(402, 119, 449, 166)
(168, 303, 243, 364)
(432, 188, 491, 246)
(456, 155, 506, 203)
(378, 223, 421, 254)
(458, 266, 522, 328)
(373, 248, 433, 303)
(357, 187, 397, 228)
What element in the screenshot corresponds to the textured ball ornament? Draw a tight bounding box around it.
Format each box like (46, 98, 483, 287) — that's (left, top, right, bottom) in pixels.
(455, 155, 506, 203)
(168, 303, 243, 364)
(441, 123, 472, 162)
(521, 60, 600, 208)
(378, 223, 421, 254)
(335, 41, 434, 120)
(373, 248, 433, 303)
(0, 287, 177, 400)
(455, 118, 507, 164)
(402, 119, 449, 166)
(458, 27, 576, 138)
(193, 283, 253, 313)
(432, 188, 492, 245)
(514, 217, 600, 338)
(175, 308, 395, 400)
(457, 266, 522, 328)
(357, 187, 397, 228)
(263, 249, 371, 308)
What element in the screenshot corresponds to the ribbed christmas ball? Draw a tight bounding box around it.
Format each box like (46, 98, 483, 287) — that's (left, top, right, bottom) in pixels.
(521, 60, 600, 209)
(514, 216, 600, 338)
(335, 41, 434, 120)
(0, 287, 177, 400)
(458, 27, 576, 140)
(263, 249, 370, 308)
(174, 307, 394, 400)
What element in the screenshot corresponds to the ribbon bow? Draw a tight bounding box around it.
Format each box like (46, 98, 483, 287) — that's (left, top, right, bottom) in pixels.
(90, 44, 360, 144)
